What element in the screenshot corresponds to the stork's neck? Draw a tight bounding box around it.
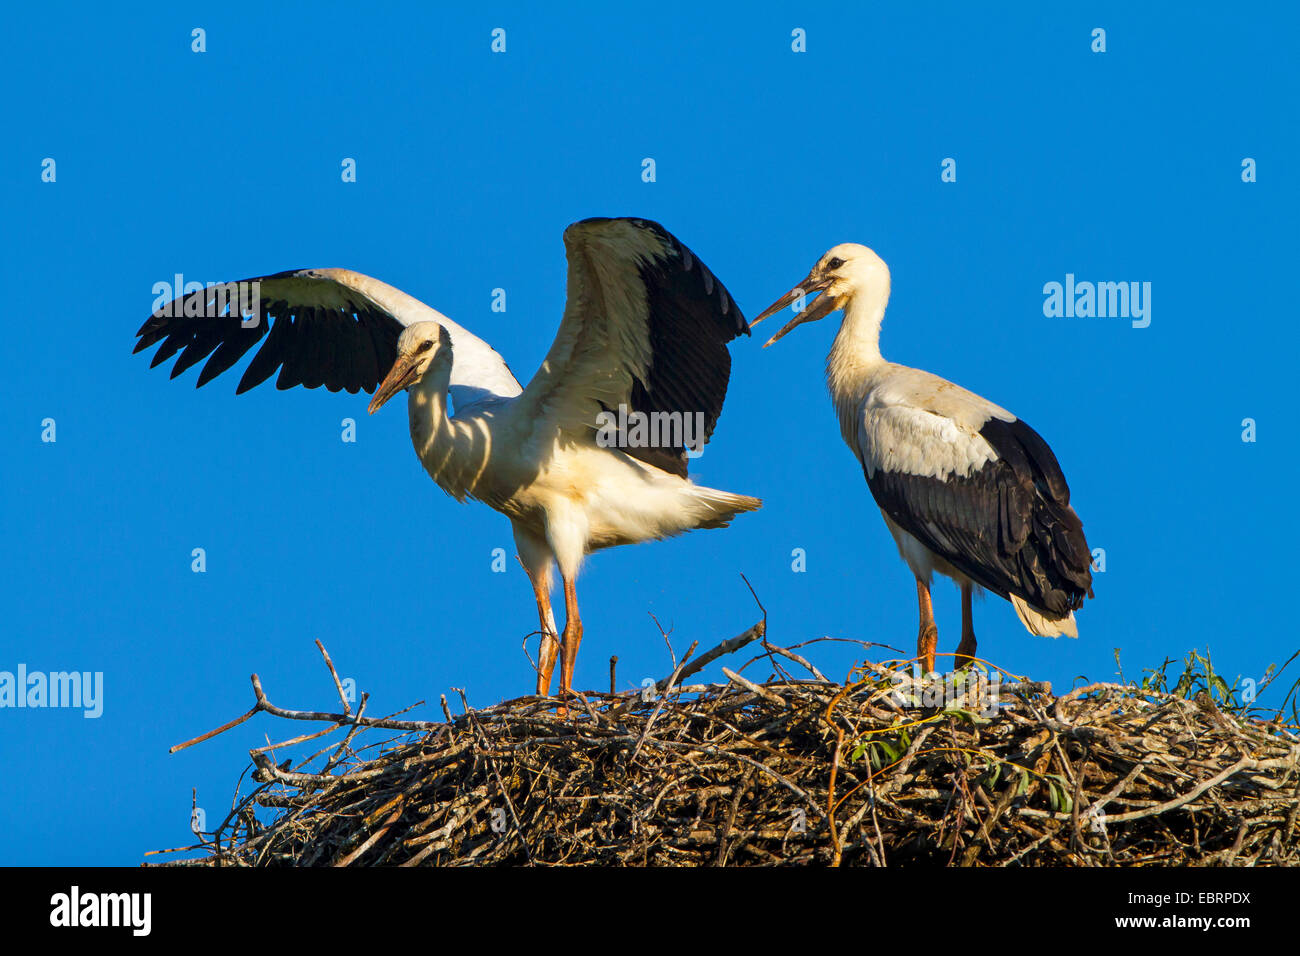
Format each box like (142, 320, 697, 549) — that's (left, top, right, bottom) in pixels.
(406, 359, 487, 503)
(825, 289, 889, 451)
(827, 290, 888, 385)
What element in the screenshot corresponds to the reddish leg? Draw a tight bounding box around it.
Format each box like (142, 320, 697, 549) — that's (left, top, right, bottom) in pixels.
(556, 576, 584, 715)
(513, 525, 561, 698)
(916, 578, 938, 675)
(529, 573, 560, 697)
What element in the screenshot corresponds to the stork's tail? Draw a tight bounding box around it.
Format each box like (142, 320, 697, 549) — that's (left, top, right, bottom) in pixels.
(690, 486, 762, 530)
(1010, 595, 1079, 638)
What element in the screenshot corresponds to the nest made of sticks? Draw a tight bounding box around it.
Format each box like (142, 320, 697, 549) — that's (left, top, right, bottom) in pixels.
(153, 622, 1300, 867)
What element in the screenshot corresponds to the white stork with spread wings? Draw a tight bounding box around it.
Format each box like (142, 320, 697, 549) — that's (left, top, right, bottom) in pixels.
(135, 217, 760, 703)
(752, 244, 1092, 673)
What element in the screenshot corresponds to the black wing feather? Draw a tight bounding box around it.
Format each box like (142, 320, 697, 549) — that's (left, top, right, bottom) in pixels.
(170, 327, 224, 379)
(237, 306, 292, 393)
(198, 325, 264, 389)
(866, 417, 1093, 617)
(576, 217, 748, 478)
(134, 270, 404, 395)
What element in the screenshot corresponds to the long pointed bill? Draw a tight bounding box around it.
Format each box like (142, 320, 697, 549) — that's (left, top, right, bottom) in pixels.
(749, 274, 837, 348)
(368, 354, 421, 414)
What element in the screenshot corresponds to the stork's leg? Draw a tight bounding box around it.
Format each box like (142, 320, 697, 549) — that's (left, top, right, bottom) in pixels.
(955, 582, 977, 669)
(557, 574, 584, 706)
(543, 506, 589, 716)
(916, 578, 938, 675)
(529, 574, 561, 697)
(513, 523, 560, 697)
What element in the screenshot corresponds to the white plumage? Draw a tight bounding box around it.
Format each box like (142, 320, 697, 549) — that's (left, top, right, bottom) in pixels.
(753, 243, 1093, 672)
(136, 217, 760, 703)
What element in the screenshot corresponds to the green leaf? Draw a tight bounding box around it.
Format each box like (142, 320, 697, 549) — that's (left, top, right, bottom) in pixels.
(1046, 775, 1073, 814)
(944, 706, 991, 726)
(1211, 674, 1232, 701)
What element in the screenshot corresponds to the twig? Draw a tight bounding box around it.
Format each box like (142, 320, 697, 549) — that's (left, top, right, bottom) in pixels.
(315, 639, 352, 717)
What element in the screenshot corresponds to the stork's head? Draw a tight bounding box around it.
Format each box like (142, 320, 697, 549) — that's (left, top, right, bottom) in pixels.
(750, 243, 890, 347)
(368, 322, 452, 414)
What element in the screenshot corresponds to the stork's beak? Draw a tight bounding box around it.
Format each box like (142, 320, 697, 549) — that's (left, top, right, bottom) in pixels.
(749, 271, 838, 347)
(368, 354, 421, 415)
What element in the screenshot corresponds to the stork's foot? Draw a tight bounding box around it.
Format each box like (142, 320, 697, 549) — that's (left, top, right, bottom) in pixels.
(553, 647, 581, 719)
(954, 637, 978, 670)
(917, 622, 939, 675)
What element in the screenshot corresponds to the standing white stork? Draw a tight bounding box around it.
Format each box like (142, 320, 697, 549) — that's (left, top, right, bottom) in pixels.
(134, 217, 760, 703)
(751, 244, 1092, 673)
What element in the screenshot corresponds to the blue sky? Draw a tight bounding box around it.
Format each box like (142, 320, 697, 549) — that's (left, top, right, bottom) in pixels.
(2, 3, 1296, 864)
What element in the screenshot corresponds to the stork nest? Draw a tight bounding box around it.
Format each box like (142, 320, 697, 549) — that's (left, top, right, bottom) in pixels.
(152, 626, 1300, 867)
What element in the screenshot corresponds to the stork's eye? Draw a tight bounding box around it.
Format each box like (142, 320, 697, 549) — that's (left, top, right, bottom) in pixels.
(416, 340, 434, 353)
(827, 257, 844, 270)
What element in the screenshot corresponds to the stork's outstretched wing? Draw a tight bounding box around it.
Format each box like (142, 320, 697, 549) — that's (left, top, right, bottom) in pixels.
(134, 268, 521, 408)
(519, 217, 748, 477)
